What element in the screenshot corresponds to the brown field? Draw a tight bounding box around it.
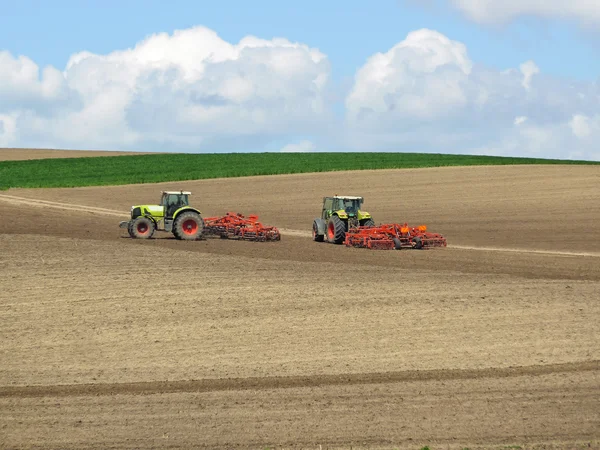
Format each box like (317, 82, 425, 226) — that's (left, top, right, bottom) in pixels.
(0, 159, 599, 449)
(0, 148, 153, 160)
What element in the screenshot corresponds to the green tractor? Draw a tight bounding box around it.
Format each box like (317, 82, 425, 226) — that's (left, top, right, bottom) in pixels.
(312, 195, 375, 244)
(119, 191, 204, 240)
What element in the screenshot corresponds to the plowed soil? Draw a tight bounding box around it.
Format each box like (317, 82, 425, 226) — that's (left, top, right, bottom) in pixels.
(0, 148, 151, 160)
(0, 162, 599, 449)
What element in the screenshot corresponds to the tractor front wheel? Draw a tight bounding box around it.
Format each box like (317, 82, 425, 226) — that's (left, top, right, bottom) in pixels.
(173, 211, 204, 240)
(327, 215, 346, 245)
(129, 216, 155, 239)
(361, 218, 375, 227)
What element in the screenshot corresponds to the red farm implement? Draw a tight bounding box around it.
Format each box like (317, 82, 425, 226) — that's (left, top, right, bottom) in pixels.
(344, 223, 447, 250)
(203, 212, 281, 242)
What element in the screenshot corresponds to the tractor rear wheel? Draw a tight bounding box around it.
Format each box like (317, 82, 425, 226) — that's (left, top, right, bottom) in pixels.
(129, 216, 155, 239)
(361, 218, 375, 227)
(173, 211, 204, 240)
(327, 215, 346, 245)
(312, 220, 324, 242)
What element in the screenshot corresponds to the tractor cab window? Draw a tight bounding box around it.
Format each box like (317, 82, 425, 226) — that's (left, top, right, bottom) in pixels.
(335, 198, 361, 213)
(162, 193, 189, 218)
(322, 198, 334, 219)
(343, 199, 360, 213)
(161, 194, 189, 207)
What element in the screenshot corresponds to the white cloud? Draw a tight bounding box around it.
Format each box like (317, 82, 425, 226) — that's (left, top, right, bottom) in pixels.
(449, 0, 600, 25)
(344, 29, 600, 161)
(570, 114, 592, 138)
(0, 26, 331, 151)
(569, 114, 600, 139)
(519, 61, 539, 91)
(514, 116, 528, 126)
(346, 29, 472, 125)
(280, 140, 316, 153)
(0, 52, 66, 101)
(0, 114, 18, 147)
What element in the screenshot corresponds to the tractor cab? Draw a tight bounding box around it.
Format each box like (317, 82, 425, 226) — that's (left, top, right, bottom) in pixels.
(322, 195, 365, 221)
(338, 197, 363, 216)
(160, 191, 191, 219)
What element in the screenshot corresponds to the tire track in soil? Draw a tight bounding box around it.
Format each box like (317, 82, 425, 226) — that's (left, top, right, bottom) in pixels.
(281, 230, 600, 257)
(2, 193, 599, 258)
(0, 193, 129, 217)
(1, 360, 598, 398)
(449, 244, 600, 258)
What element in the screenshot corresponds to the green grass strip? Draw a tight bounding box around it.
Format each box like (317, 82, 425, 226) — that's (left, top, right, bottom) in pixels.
(1, 152, 598, 190)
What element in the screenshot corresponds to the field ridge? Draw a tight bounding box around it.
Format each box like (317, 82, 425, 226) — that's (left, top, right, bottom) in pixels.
(2, 360, 598, 398)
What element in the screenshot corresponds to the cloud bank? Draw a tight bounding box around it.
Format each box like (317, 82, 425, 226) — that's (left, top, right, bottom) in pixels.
(449, 0, 600, 25)
(344, 29, 600, 160)
(1, 25, 599, 161)
(0, 26, 331, 151)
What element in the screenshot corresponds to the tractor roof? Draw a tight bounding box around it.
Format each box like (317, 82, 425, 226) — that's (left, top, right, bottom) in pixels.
(162, 190, 191, 195)
(331, 195, 363, 200)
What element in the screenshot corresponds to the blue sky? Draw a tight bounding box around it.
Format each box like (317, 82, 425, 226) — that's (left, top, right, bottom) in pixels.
(3, 1, 599, 80)
(1, 0, 599, 159)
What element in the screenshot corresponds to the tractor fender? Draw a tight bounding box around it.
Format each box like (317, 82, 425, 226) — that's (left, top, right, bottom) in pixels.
(313, 218, 326, 235)
(173, 206, 202, 220)
(357, 210, 372, 220)
(334, 210, 348, 219)
(145, 215, 159, 226)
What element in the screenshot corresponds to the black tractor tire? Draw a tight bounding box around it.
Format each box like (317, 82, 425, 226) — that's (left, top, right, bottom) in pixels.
(327, 215, 346, 245)
(361, 218, 375, 227)
(412, 236, 423, 249)
(129, 216, 155, 239)
(173, 211, 204, 240)
(312, 220, 324, 242)
(393, 237, 402, 250)
(127, 221, 135, 238)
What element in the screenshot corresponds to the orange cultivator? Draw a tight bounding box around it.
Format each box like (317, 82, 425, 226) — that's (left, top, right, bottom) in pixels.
(344, 223, 447, 250)
(203, 212, 281, 242)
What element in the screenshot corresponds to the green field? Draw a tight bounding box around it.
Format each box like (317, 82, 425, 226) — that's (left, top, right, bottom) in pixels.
(1, 152, 598, 190)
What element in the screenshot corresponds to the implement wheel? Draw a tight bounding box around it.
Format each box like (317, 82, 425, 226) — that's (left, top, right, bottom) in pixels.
(412, 236, 423, 249)
(327, 215, 346, 245)
(173, 211, 204, 240)
(129, 216, 155, 239)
